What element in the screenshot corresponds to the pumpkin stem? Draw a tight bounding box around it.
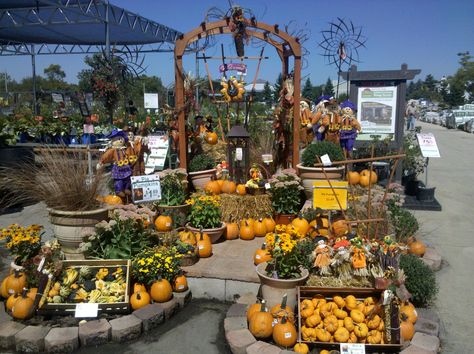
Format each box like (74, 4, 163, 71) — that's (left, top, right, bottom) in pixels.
(21, 288, 28, 298)
(281, 293, 287, 309)
(281, 315, 287, 324)
(136, 292, 142, 300)
(260, 243, 266, 250)
(260, 300, 267, 312)
(400, 312, 409, 322)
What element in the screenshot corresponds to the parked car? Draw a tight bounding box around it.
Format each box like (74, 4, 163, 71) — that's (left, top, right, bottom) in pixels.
(446, 110, 474, 129)
(424, 111, 440, 124)
(463, 118, 474, 133)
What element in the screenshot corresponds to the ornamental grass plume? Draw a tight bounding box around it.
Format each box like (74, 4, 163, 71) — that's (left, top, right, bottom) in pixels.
(0, 147, 104, 211)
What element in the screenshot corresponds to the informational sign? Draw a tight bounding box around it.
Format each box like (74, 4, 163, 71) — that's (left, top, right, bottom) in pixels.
(144, 93, 159, 109)
(313, 180, 348, 210)
(357, 86, 397, 139)
(145, 135, 169, 173)
(131, 174, 161, 203)
(219, 63, 247, 75)
(75, 303, 99, 318)
(340, 343, 366, 354)
(320, 154, 332, 166)
(235, 147, 243, 161)
(51, 93, 64, 103)
(416, 133, 441, 158)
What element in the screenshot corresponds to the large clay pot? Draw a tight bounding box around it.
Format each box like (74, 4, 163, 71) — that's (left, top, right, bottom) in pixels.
(188, 169, 217, 191)
(48, 208, 109, 259)
(186, 223, 226, 244)
(296, 163, 345, 199)
(274, 214, 297, 225)
(256, 262, 309, 311)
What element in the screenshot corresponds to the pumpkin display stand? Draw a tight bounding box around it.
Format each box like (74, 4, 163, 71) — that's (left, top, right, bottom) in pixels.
(255, 262, 309, 311)
(296, 164, 345, 200)
(48, 207, 109, 259)
(189, 169, 217, 191)
(186, 222, 226, 244)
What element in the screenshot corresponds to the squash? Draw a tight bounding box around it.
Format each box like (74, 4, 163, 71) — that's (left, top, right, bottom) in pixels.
(103, 194, 123, 205)
(350, 309, 365, 323)
(333, 295, 345, 308)
(262, 216, 276, 233)
(221, 180, 237, 194)
(240, 218, 255, 228)
(133, 283, 147, 293)
(347, 171, 360, 185)
(363, 304, 375, 317)
(400, 302, 418, 324)
(408, 238, 426, 257)
(236, 184, 247, 195)
(344, 317, 355, 332)
(248, 301, 273, 339)
(253, 219, 267, 237)
(130, 291, 151, 310)
(312, 297, 326, 309)
(400, 314, 415, 341)
(353, 323, 369, 338)
(348, 331, 358, 343)
(205, 180, 221, 195)
(225, 223, 239, 240)
(291, 216, 310, 235)
(1, 277, 9, 298)
(6, 293, 20, 311)
(334, 326, 350, 342)
(273, 316, 297, 348)
(205, 131, 218, 145)
(179, 230, 197, 246)
(331, 219, 350, 237)
(367, 314, 381, 329)
(305, 313, 322, 328)
(315, 327, 331, 342)
(11, 289, 34, 320)
(254, 244, 272, 265)
(364, 296, 375, 306)
(173, 274, 188, 292)
(247, 302, 261, 322)
(333, 308, 348, 320)
(150, 278, 172, 303)
(323, 315, 339, 333)
(271, 294, 295, 324)
(300, 299, 314, 319)
(239, 221, 255, 240)
(196, 231, 212, 258)
(360, 169, 378, 184)
(367, 330, 382, 344)
(301, 326, 316, 341)
(154, 215, 173, 232)
(293, 343, 309, 354)
(5, 271, 27, 295)
(26, 288, 38, 301)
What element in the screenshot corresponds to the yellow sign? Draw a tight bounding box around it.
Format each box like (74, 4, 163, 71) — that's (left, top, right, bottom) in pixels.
(313, 180, 348, 211)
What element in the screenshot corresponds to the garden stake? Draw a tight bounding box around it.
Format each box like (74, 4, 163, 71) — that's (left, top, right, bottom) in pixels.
(367, 145, 375, 239)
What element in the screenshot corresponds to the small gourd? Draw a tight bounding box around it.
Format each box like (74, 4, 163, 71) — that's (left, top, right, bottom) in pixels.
(323, 315, 339, 333)
(315, 327, 331, 342)
(293, 342, 309, 354)
(367, 329, 382, 344)
(272, 316, 297, 348)
(179, 230, 196, 246)
(130, 291, 151, 310)
(154, 215, 173, 232)
(334, 326, 350, 342)
(353, 322, 369, 338)
(300, 299, 314, 319)
(253, 243, 272, 265)
(236, 184, 247, 195)
(196, 230, 212, 258)
(350, 309, 365, 323)
(173, 273, 188, 292)
(305, 313, 322, 328)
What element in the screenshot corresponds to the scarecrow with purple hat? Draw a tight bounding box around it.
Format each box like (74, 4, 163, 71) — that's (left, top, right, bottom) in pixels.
(339, 100, 362, 158)
(98, 129, 133, 199)
(311, 95, 332, 141)
(311, 95, 341, 143)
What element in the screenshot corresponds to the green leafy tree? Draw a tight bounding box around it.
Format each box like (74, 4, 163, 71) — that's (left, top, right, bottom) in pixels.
(43, 64, 66, 82)
(447, 77, 465, 107)
(424, 74, 437, 92)
(323, 77, 334, 96)
(262, 81, 273, 106)
(455, 51, 474, 101)
(273, 73, 283, 102)
(311, 84, 323, 102)
(302, 77, 313, 100)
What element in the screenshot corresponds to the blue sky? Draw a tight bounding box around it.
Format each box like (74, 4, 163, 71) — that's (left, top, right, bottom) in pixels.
(2, 0, 473, 87)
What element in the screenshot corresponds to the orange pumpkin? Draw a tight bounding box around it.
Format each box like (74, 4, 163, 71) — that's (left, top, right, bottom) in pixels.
(225, 222, 239, 240)
(263, 216, 276, 233)
(6, 293, 20, 311)
(239, 221, 255, 240)
(173, 274, 188, 292)
(271, 295, 295, 324)
(150, 278, 172, 303)
(247, 302, 261, 322)
(216, 179, 225, 189)
(331, 219, 350, 237)
(130, 291, 151, 310)
(103, 194, 123, 205)
(360, 169, 378, 183)
(133, 283, 147, 293)
(236, 184, 247, 195)
(408, 238, 426, 257)
(347, 171, 360, 185)
(293, 343, 309, 354)
(155, 215, 173, 232)
(273, 316, 297, 347)
(11, 289, 34, 320)
(26, 288, 38, 301)
(205, 180, 221, 195)
(254, 243, 272, 265)
(5, 271, 27, 295)
(179, 230, 196, 246)
(400, 314, 415, 340)
(197, 231, 212, 258)
(205, 131, 218, 145)
(253, 219, 267, 237)
(221, 180, 236, 194)
(248, 301, 273, 339)
(291, 216, 310, 235)
(400, 302, 418, 324)
(240, 218, 255, 228)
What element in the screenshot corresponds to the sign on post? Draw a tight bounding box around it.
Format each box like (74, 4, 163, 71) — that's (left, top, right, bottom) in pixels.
(131, 174, 161, 203)
(313, 180, 348, 210)
(144, 93, 159, 109)
(416, 133, 440, 158)
(145, 135, 169, 173)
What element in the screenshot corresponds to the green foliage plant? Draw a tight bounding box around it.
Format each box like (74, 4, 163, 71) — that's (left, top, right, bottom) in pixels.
(186, 194, 222, 229)
(387, 203, 419, 243)
(399, 254, 438, 307)
(132, 246, 182, 285)
(156, 168, 188, 206)
(301, 141, 345, 167)
(268, 169, 304, 215)
(188, 154, 215, 173)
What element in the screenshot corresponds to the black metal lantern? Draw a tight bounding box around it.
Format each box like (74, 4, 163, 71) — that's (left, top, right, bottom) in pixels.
(227, 125, 250, 184)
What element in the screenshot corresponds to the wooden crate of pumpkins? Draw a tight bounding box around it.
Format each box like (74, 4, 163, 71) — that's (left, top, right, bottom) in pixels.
(297, 287, 402, 352)
(37, 259, 131, 315)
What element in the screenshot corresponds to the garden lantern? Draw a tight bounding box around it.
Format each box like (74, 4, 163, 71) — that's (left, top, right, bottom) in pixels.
(227, 125, 250, 184)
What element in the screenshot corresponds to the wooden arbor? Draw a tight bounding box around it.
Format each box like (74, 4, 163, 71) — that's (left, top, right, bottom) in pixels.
(174, 17, 302, 169)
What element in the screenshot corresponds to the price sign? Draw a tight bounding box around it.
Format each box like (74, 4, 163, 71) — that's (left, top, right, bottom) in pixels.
(131, 174, 161, 203)
(340, 343, 366, 354)
(235, 148, 243, 161)
(145, 135, 169, 173)
(313, 180, 348, 210)
(75, 303, 99, 318)
(416, 133, 440, 158)
(320, 154, 332, 166)
(144, 93, 159, 109)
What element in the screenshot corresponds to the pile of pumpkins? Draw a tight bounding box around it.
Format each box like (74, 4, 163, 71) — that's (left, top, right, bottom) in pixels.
(130, 274, 188, 311)
(299, 294, 387, 345)
(399, 301, 418, 341)
(204, 179, 247, 196)
(225, 216, 276, 243)
(347, 169, 378, 187)
(247, 296, 299, 349)
(1, 270, 37, 320)
(178, 229, 213, 258)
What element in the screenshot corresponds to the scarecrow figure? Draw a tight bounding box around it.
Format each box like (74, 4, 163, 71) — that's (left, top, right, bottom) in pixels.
(125, 125, 149, 176)
(339, 100, 362, 158)
(313, 239, 332, 276)
(300, 99, 314, 146)
(311, 95, 341, 142)
(98, 129, 133, 199)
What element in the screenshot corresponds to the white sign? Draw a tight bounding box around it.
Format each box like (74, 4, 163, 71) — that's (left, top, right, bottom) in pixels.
(145, 135, 169, 172)
(340, 343, 366, 354)
(75, 303, 99, 318)
(131, 174, 161, 203)
(357, 86, 397, 138)
(320, 154, 332, 166)
(144, 93, 159, 109)
(416, 133, 440, 158)
(236, 147, 243, 161)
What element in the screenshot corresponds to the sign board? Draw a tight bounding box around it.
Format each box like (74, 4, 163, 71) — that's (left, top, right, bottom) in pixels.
(144, 93, 159, 109)
(313, 180, 348, 210)
(51, 93, 64, 103)
(340, 343, 366, 354)
(131, 174, 161, 203)
(145, 135, 169, 173)
(75, 303, 98, 318)
(416, 133, 440, 158)
(357, 86, 397, 139)
(219, 63, 247, 75)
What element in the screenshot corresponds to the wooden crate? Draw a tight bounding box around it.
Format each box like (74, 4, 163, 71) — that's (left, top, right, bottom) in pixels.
(38, 259, 131, 316)
(297, 286, 402, 353)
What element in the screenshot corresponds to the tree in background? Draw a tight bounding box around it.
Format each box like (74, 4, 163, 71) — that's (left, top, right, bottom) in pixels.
(302, 78, 313, 100)
(323, 77, 335, 96)
(455, 52, 474, 101)
(262, 81, 273, 107)
(446, 77, 465, 107)
(44, 64, 65, 82)
(273, 73, 283, 103)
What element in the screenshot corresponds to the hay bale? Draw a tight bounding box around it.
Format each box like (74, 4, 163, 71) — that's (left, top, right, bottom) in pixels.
(219, 193, 272, 223)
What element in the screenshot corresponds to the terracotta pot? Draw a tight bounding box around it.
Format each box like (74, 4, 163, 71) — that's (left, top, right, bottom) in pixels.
(188, 169, 216, 191)
(155, 204, 190, 227)
(297, 163, 345, 200)
(48, 207, 109, 259)
(274, 214, 297, 225)
(255, 262, 309, 311)
(186, 223, 226, 244)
